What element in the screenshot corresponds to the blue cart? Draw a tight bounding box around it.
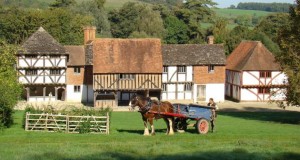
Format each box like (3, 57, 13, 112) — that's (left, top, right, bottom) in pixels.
(171, 103, 215, 134)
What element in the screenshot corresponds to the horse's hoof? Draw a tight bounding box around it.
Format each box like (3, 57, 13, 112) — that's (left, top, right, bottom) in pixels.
(143, 133, 150, 136)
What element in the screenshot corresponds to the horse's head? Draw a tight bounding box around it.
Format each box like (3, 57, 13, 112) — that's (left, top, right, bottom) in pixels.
(129, 94, 139, 110)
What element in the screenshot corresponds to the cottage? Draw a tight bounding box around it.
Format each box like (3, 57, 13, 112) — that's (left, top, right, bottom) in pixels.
(83, 28, 163, 107)
(162, 40, 226, 103)
(65, 45, 93, 103)
(225, 41, 287, 101)
(17, 27, 67, 101)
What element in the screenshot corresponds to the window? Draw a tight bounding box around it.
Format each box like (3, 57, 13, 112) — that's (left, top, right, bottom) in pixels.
(74, 86, 80, 93)
(260, 71, 271, 78)
(25, 70, 37, 75)
(208, 65, 214, 73)
(74, 67, 80, 74)
(162, 84, 167, 91)
(163, 66, 168, 73)
(50, 55, 60, 59)
(25, 55, 37, 59)
(184, 84, 192, 91)
(50, 69, 61, 75)
(258, 88, 270, 94)
(119, 74, 135, 80)
(178, 66, 186, 73)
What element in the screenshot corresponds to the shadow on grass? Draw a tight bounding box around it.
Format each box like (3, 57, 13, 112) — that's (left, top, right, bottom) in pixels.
(218, 111, 300, 124)
(26, 150, 300, 160)
(117, 129, 168, 135)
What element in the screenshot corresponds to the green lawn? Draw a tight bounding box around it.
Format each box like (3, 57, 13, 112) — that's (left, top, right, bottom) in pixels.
(0, 110, 300, 160)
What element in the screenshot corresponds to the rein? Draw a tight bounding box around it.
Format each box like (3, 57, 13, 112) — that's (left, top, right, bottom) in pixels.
(138, 99, 153, 114)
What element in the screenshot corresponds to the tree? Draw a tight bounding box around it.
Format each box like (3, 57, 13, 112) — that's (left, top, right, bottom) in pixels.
(164, 16, 189, 44)
(73, 0, 111, 37)
(108, 2, 164, 39)
(208, 17, 229, 44)
(0, 40, 22, 129)
(174, 0, 216, 43)
(0, 7, 92, 45)
(277, 0, 300, 106)
(256, 13, 289, 42)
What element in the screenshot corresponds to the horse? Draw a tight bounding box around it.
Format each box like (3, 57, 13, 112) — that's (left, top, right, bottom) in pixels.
(129, 94, 175, 136)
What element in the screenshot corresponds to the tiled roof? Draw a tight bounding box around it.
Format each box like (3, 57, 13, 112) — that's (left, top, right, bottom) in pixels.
(162, 44, 225, 65)
(226, 41, 281, 71)
(65, 45, 85, 66)
(18, 27, 66, 55)
(93, 38, 162, 73)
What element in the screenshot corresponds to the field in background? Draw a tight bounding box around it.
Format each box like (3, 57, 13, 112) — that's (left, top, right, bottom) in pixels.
(0, 110, 299, 160)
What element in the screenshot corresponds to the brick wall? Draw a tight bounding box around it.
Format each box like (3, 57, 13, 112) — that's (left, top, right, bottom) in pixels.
(194, 66, 225, 84)
(66, 66, 84, 85)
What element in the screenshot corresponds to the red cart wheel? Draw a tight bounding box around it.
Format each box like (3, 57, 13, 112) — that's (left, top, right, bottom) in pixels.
(196, 119, 209, 134)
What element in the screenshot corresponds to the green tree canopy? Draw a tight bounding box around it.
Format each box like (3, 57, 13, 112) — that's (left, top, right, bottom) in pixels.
(50, 0, 76, 8)
(0, 40, 22, 128)
(277, 0, 300, 106)
(108, 2, 164, 39)
(0, 7, 92, 45)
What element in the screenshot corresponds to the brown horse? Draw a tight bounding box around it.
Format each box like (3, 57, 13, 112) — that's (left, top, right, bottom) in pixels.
(130, 95, 175, 135)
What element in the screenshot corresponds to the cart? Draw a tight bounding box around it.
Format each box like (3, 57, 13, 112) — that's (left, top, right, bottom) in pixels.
(150, 103, 214, 134)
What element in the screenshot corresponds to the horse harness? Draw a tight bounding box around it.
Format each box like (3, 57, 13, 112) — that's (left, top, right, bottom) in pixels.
(138, 98, 161, 114)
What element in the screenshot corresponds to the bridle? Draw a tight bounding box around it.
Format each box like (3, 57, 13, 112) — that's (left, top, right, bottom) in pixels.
(130, 95, 152, 114)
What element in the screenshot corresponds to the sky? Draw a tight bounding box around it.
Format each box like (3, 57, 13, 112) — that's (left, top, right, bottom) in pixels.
(213, 0, 295, 8)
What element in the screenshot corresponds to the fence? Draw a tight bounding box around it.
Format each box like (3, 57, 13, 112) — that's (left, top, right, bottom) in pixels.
(25, 112, 109, 134)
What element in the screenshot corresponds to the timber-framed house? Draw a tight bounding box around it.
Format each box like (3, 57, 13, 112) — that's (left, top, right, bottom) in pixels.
(17, 27, 67, 101)
(162, 38, 226, 103)
(85, 36, 163, 107)
(226, 41, 287, 101)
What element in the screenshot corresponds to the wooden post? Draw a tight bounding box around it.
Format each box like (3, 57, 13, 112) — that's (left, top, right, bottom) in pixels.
(45, 113, 48, 130)
(25, 112, 29, 131)
(26, 88, 30, 101)
(66, 115, 69, 133)
(43, 87, 46, 101)
(55, 87, 58, 101)
(106, 112, 109, 135)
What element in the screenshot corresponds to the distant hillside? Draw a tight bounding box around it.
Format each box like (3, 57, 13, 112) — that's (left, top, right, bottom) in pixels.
(0, 0, 138, 9)
(214, 8, 272, 18)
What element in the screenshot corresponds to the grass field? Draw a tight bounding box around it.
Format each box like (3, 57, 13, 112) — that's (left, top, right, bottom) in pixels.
(0, 110, 300, 160)
(213, 8, 273, 18)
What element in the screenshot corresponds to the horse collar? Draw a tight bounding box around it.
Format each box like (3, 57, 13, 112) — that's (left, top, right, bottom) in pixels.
(139, 99, 152, 114)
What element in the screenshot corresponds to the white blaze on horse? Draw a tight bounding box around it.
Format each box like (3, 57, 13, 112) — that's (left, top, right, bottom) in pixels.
(130, 95, 175, 136)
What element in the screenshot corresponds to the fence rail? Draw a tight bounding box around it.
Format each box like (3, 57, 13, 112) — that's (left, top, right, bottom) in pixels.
(25, 112, 109, 134)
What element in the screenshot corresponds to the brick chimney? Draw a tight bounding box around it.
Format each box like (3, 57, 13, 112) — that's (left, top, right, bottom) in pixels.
(83, 26, 96, 44)
(207, 36, 214, 45)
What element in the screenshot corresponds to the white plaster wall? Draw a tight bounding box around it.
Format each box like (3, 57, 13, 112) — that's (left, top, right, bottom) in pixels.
(186, 66, 193, 81)
(168, 66, 177, 82)
(162, 92, 167, 100)
(205, 84, 225, 102)
(270, 88, 286, 100)
(66, 85, 83, 102)
(241, 88, 258, 101)
(162, 73, 167, 82)
(185, 92, 192, 99)
(193, 84, 224, 103)
(19, 59, 28, 67)
(35, 59, 43, 67)
(272, 72, 287, 85)
(243, 71, 259, 85)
